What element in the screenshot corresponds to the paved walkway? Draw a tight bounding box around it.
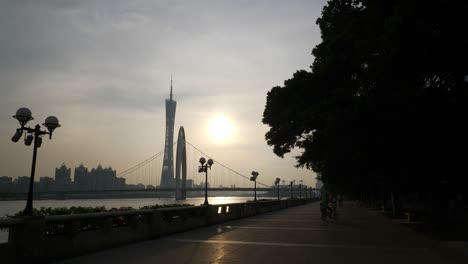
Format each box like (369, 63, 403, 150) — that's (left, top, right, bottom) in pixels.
(58, 202, 467, 264)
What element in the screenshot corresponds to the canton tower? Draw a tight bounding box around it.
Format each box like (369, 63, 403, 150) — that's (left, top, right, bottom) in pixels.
(160, 77, 176, 188)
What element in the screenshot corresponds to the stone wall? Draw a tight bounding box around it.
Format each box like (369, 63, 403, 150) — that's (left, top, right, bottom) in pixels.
(0, 199, 317, 263)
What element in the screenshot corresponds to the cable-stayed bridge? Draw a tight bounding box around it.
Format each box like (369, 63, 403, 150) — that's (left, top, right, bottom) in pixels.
(119, 141, 270, 189)
(115, 127, 276, 199)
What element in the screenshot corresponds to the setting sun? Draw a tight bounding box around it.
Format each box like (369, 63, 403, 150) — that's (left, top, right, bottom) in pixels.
(208, 115, 234, 142)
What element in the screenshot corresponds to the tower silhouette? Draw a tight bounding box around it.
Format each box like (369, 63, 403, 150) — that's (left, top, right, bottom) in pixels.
(160, 77, 176, 188)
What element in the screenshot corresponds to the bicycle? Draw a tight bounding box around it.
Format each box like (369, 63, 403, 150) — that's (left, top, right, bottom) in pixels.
(321, 208, 338, 222)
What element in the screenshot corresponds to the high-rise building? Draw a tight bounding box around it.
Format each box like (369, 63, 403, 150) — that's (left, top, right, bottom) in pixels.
(160, 78, 176, 188)
(90, 165, 117, 190)
(55, 163, 72, 191)
(15, 176, 30, 193)
(74, 163, 90, 191)
(0, 176, 13, 192)
(39, 177, 54, 192)
(115, 177, 126, 189)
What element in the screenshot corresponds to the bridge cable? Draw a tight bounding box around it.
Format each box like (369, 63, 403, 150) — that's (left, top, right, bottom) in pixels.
(118, 149, 163, 177)
(185, 140, 270, 187)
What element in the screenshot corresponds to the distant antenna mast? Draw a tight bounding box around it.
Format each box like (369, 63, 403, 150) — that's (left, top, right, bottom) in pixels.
(170, 74, 173, 100)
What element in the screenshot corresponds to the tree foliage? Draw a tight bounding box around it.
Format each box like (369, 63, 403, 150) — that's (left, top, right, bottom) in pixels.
(263, 0, 468, 198)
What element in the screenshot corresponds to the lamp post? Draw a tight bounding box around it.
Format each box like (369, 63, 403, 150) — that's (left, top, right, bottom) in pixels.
(274, 178, 280, 200)
(250, 171, 259, 202)
(198, 157, 213, 205)
(299, 180, 304, 199)
(290, 180, 294, 199)
(11, 107, 60, 216)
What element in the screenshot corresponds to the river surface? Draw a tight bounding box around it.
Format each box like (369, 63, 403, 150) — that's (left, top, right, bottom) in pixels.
(0, 196, 260, 243)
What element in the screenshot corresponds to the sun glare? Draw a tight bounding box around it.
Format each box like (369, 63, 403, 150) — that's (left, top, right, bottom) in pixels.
(208, 115, 234, 142)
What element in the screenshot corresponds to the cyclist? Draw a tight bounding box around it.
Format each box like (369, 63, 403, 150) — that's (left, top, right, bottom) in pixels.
(330, 195, 338, 218)
(320, 193, 333, 221)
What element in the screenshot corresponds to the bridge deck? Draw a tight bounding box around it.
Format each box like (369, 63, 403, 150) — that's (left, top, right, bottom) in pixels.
(58, 202, 467, 264)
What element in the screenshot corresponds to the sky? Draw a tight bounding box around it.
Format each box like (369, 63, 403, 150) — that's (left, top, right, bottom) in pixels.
(0, 0, 327, 188)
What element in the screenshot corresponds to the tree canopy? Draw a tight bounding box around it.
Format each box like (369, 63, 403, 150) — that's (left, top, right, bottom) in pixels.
(263, 0, 468, 197)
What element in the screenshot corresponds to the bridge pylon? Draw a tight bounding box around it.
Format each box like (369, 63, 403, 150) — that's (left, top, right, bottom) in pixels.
(175, 126, 187, 200)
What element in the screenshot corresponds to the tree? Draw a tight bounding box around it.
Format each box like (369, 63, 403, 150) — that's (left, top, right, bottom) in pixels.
(263, 0, 468, 211)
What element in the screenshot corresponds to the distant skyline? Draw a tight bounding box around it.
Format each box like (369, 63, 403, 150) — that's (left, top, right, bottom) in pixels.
(0, 0, 327, 188)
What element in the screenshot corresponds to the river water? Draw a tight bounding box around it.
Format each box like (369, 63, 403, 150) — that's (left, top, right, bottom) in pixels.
(0, 196, 258, 243)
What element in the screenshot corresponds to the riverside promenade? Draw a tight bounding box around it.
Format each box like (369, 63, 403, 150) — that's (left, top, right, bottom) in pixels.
(58, 202, 468, 264)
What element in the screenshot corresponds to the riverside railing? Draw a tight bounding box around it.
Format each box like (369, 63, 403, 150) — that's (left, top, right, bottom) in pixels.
(0, 198, 317, 263)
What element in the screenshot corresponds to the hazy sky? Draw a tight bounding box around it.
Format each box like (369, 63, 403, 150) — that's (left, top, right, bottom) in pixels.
(0, 0, 326, 187)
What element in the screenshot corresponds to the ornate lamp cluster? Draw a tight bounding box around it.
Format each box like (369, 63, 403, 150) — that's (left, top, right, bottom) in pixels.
(274, 177, 281, 200)
(12, 107, 60, 144)
(198, 157, 214, 205)
(289, 180, 295, 199)
(11, 107, 61, 215)
(250, 171, 259, 201)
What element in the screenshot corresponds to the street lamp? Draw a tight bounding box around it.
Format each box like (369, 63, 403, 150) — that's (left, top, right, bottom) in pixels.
(198, 157, 213, 205)
(11, 107, 61, 215)
(274, 178, 280, 200)
(250, 171, 259, 202)
(289, 180, 295, 199)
